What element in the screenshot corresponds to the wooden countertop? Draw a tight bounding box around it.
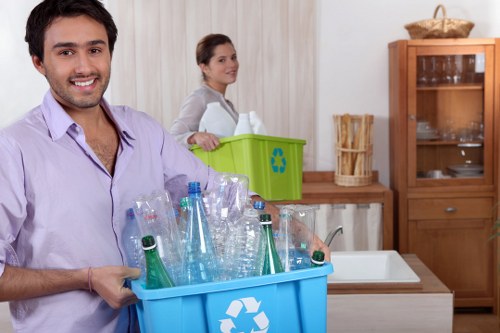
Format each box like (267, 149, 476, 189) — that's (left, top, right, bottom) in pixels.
(328, 254, 451, 295)
(275, 171, 390, 204)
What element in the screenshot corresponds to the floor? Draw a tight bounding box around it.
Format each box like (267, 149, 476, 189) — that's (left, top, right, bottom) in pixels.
(453, 309, 500, 333)
(1, 302, 499, 332)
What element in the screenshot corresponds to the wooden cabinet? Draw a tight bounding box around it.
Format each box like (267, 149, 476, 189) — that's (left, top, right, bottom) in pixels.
(388, 38, 500, 309)
(274, 171, 394, 250)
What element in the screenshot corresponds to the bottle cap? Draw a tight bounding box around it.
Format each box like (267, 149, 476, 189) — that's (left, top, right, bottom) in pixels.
(311, 250, 325, 265)
(180, 197, 189, 208)
(141, 235, 157, 250)
(188, 181, 201, 194)
(253, 201, 265, 210)
(259, 213, 272, 225)
(126, 208, 135, 218)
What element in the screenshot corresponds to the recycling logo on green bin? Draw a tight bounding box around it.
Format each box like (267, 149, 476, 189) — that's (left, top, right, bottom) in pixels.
(219, 297, 269, 333)
(270, 147, 286, 174)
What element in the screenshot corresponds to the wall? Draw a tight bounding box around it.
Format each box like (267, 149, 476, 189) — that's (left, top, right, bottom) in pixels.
(106, 0, 318, 168)
(317, 0, 500, 186)
(1, 1, 499, 186)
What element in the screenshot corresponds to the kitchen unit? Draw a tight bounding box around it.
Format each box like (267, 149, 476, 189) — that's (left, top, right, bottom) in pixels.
(388, 38, 500, 309)
(327, 254, 453, 332)
(274, 171, 394, 250)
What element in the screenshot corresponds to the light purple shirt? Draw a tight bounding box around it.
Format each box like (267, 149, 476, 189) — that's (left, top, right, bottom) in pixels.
(0, 91, 218, 332)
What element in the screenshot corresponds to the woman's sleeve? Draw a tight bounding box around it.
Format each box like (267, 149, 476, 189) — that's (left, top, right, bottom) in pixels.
(170, 93, 206, 148)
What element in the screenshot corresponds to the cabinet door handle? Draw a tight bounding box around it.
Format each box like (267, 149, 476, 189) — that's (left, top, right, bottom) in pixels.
(445, 207, 457, 213)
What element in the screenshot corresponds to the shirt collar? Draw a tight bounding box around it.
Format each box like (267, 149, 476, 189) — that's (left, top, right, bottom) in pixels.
(40, 91, 136, 143)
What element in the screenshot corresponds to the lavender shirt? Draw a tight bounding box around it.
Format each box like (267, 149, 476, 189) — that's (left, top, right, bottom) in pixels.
(0, 91, 218, 332)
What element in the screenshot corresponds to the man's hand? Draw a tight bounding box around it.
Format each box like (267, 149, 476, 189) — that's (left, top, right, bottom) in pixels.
(189, 132, 220, 151)
(250, 196, 331, 262)
(311, 234, 331, 262)
(90, 266, 141, 309)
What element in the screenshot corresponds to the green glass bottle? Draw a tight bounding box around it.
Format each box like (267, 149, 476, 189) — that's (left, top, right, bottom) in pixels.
(142, 235, 175, 289)
(311, 250, 325, 267)
(260, 214, 284, 275)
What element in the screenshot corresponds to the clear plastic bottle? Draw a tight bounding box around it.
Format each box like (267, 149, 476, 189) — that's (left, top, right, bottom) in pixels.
(233, 113, 253, 136)
(277, 205, 314, 271)
(277, 210, 294, 272)
(142, 235, 175, 289)
(178, 197, 189, 243)
(224, 207, 263, 279)
(122, 208, 145, 276)
(260, 213, 284, 275)
(133, 192, 184, 285)
(183, 181, 220, 284)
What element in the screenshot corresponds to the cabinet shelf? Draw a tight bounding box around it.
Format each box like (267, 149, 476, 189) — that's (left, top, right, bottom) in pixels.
(416, 140, 483, 146)
(417, 83, 483, 91)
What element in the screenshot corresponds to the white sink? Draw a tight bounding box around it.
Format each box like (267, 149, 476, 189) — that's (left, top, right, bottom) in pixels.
(328, 250, 420, 284)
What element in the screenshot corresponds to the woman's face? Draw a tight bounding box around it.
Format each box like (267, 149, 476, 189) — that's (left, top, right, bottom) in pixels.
(201, 43, 239, 90)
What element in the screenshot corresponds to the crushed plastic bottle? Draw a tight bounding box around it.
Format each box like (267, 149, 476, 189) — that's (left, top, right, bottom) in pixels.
(224, 207, 264, 279)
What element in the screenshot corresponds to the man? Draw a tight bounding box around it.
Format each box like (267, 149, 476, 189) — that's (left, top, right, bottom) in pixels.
(0, 1, 329, 332)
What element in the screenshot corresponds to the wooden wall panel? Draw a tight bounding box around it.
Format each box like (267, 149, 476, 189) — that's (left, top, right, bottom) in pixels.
(108, 0, 316, 169)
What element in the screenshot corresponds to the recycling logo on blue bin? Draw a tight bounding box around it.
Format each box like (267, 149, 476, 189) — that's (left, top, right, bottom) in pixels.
(219, 297, 269, 333)
(270, 147, 286, 174)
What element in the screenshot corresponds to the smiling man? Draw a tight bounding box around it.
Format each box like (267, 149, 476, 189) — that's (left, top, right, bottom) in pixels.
(0, 1, 330, 332)
(0, 0, 223, 332)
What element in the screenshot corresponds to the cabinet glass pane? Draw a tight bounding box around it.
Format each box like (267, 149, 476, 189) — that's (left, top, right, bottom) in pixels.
(415, 54, 484, 180)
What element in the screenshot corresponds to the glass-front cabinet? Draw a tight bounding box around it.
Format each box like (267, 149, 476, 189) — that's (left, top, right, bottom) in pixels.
(389, 39, 499, 310)
(408, 45, 494, 187)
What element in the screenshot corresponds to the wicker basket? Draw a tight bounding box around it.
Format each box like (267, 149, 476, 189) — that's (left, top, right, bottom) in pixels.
(334, 114, 374, 187)
(404, 4, 474, 39)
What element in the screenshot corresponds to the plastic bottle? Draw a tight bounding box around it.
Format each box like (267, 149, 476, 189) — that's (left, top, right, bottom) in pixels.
(122, 208, 145, 276)
(311, 250, 325, 267)
(277, 205, 314, 271)
(224, 207, 263, 279)
(249, 111, 268, 135)
(142, 235, 175, 289)
(133, 192, 184, 285)
(199, 102, 236, 138)
(233, 113, 253, 136)
(260, 213, 284, 275)
(183, 181, 220, 284)
(277, 210, 294, 272)
(178, 197, 189, 242)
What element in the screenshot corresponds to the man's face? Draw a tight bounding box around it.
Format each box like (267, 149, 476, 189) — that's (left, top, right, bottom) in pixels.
(32, 15, 111, 114)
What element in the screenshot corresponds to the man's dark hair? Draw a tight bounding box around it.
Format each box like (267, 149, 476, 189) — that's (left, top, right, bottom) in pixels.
(25, 0, 118, 61)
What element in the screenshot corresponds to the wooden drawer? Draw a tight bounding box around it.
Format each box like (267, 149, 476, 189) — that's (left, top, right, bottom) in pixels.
(408, 198, 493, 220)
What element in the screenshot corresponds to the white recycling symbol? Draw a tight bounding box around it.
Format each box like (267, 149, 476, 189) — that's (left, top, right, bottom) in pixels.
(219, 297, 269, 333)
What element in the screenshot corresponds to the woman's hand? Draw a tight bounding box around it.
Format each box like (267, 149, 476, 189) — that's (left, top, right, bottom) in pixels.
(189, 132, 220, 151)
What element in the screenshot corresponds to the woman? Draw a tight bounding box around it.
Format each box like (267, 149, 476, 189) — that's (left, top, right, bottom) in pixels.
(170, 34, 239, 151)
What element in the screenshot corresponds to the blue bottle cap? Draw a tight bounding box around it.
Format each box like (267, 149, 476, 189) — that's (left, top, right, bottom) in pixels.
(253, 201, 265, 210)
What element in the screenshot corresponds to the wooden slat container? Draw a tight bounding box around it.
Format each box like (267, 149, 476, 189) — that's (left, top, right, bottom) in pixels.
(334, 114, 374, 186)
